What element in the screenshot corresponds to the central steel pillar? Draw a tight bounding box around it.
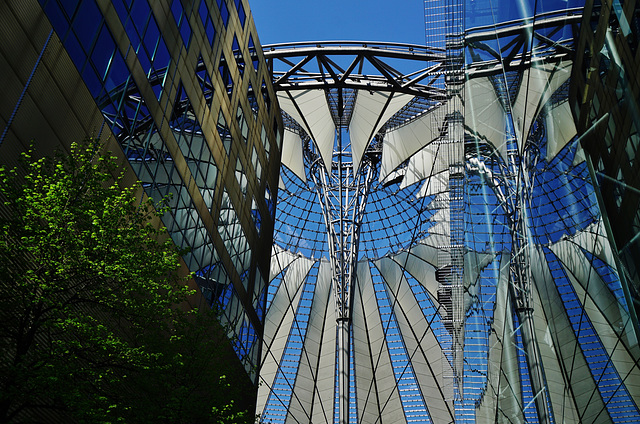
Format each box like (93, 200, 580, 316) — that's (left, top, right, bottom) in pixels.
(309, 98, 376, 423)
(505, 146, 553, 424)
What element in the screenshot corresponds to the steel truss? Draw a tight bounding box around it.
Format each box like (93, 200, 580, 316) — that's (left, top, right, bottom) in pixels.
(466, 8, 582, 78)
(308, 144, 377, 424)
(462, 10, 581, 422)
(99, 19, 582, 420)
(266, 42, 451, 424)
(265, 19, 579, 418)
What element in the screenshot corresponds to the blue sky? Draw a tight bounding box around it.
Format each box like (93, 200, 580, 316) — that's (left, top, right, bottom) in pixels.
(248, 0, 584, 47)
(248, 0, 426, 45)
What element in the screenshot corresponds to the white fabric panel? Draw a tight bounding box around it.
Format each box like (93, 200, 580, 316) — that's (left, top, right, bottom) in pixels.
(400, 144, 449, 189)
(545, 100, 577, 162)
(380, 167, 406, 188)
(380, 107, 441, 181)
(552, 233, 631, 344)
(352, 261, 404, 423)
(424, 194, 449, 211)
(269, 245, 299, 281)
(263, 254, 314, 353)
(429, 208, 450, 225)
(278, 174, 285, 191)
(350, 91, 413, 172)
(560, 220, 616, 267)
(418, 169, 449, 198)
(563, 265, 640, 413)
(531, 247, 611, 423)
(313, 261, 337, 424)
(464, 251, 495, 287)
(420, 233, 452, 251)
(287, 260, 334, 424)
(277, 91, 307, 137)
(464, 251, 495, 311)
(494, 254, 525, 423)
(574, 143, 586, 165)
(551, 238, 640, 403)
(476, 255, 503, 422)
(258, 255, 314, 412)
(277, 90, 335, 173)
(465, 77, 508, 160)
(512, 61, 572, 152)
(428, 207, 450, 238)
(391, 243, 440, 302)
(377, 257, 455, 423)
(528, 248, 581, 423)
(412, 240, 441, 267)
(551, 219, 640, 348)
(281, 129, 306, 183)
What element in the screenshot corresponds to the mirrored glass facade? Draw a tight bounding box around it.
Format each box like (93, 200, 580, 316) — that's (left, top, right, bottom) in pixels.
(2, 0, 640, 423)
(1, 0, 283, 385)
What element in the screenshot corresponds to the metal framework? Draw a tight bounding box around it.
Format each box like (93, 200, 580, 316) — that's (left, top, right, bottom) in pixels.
(264, 41, 450, 424)
(465, 8, 582, 78)
(261, 14, 578, 418)
(258, 7, 616, 422)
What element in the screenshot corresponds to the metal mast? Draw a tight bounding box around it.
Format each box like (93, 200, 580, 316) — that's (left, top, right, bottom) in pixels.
(506, 140, 553, 424)
(308, 89, 377, 424)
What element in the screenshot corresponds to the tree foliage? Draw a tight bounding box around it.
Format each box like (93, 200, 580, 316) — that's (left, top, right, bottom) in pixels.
(0, 140, 253, 423)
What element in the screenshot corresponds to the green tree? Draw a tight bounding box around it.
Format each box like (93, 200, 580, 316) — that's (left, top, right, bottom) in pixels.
(0, 140, 253, 423)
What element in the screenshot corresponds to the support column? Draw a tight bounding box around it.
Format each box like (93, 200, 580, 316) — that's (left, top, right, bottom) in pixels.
(309, 119, 376, 424)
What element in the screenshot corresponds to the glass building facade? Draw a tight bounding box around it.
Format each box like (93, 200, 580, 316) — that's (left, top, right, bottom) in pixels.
(0, 0, 282, 389)
(2, 0, 640, 423)
(571, 0, 640, 347)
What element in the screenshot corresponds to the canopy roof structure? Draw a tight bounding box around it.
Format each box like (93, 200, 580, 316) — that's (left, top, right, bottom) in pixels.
(257, 4, 640, 424)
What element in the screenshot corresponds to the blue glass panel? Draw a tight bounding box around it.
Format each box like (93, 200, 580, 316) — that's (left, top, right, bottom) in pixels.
(206, 24, 215, 46)
(249, 37, 258, 74)
(170, 0, 182, 23)
(171, 0, 191, 48)
(130, 0, 151, 36)
(63, 33, 86, 71)
(81, 63, 103, 99)
(218, 52, 234, 99)
(91, 24, 116, 81)
(101, 101, 124, 136)
(151, 84, 162, 102)
(261, 79, 270, 111)
(124, 17, 141, 51)
(42, 1, 70, 37)
(218, 0, 229, 27)
(236, 1, 246, 27)
(233, 35, 244, 78)
(196, 61, 214, 107)
(153, 35, 170, 70)
(199, 0, 208, 25)
(251, 208, 261, 235)
(247, 82, 258, 115)
(60, 0, 80, 22)
(179, 21, 191, 49)
(72, 0, 101, 52)
(137, 48, 152, 76)
(111, 0, 130, 23)
(143, 14, 160, 61)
